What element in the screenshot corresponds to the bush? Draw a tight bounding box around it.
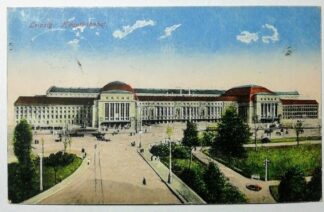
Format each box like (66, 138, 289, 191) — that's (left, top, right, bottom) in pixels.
(8, 162, 38, 203)
(150, 144, 169, 157)
(203, 162, 226, 202)
(180, 167, 206, 197)
(203, 162, 246, 203)
(222, 183, 246, 203)
(278, 167, 307, 202)
(172, 145, 190, 159)
(305, 167, 322, 201)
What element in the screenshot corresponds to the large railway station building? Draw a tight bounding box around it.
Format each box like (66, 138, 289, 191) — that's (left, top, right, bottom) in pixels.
(14, 81, 319, 131)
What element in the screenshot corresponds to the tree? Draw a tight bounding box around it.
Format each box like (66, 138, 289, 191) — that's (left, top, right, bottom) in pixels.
(180, 167, 206, 197)
(212, 107, 250, 158)
(183, 121, 200, 170)
(278, 167, 307, 202)
(182, 121, 199, 148)
(203, 162, 226, 203)
(44, 151, 74, 184)
(13, 119, 33, 165)
(150, 144, 169, 157)
(12, 120, 37, 199)
(294, 120, 304, 146)
(202, 131, 215, 149)
(305, 167, 322, 201)
(45, 153, 60, 183)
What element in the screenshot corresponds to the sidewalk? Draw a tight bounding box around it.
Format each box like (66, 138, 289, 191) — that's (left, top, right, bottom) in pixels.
(138, 145, 206, 204)
(244, 140, 321, 148)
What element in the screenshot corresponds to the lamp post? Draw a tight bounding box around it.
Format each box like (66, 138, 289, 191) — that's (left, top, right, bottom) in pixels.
(166, 126, 173, 184)
(264, 158, 270, 181)
(168, 138, 172, 184)
(253, 115, 260, 151)
(40, 138, 44, 191)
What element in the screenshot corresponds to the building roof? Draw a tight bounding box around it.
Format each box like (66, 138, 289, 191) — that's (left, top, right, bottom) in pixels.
(275, 91, 299, 96)
(134, 88, 224, 95)
(222, 85, 274, 102)
(101, 81, 134, 93)
(15, 96, 95, 106)
(47, 86, 101, 93)
(281, 99, 318, 105)
(137, 95, 236, 102)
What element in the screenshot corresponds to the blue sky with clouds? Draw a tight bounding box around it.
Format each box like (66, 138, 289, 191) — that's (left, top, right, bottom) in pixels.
(8, 7, 321, 57)
(7, 7, 322, 123)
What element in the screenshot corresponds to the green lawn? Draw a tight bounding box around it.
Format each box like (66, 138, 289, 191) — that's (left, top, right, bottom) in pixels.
(8, 154, 82, 203)
(206, 144, 321, 180)
(40, 156, 82, 189)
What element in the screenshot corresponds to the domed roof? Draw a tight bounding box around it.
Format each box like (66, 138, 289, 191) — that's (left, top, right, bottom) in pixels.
(101, 81, 134, 93)
(222, 85, 274, 102)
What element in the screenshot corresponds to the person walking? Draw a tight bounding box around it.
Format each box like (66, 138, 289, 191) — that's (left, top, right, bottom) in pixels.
(142, 177, 146, 185)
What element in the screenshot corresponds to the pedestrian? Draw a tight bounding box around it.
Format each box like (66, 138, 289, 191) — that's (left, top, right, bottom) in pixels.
(142, 177, 146, 185)
(87, 159, 90, 165)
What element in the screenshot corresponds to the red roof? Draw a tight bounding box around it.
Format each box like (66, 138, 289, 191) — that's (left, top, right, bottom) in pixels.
(281, 99, 318, 105)
(14, 96, 94, 106)
(222, 85, 274, 102)
(215, 96, 238, 101)
(101, 81, 134, 93)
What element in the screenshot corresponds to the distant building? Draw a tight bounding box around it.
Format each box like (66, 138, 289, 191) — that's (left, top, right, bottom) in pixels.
(14, 81, 319, 131)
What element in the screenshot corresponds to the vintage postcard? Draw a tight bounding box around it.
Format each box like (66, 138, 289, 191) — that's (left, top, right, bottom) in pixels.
(3, 1, 323, 210)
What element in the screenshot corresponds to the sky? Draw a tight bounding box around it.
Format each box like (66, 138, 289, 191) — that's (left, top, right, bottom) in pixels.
(7, 7, 322, 123)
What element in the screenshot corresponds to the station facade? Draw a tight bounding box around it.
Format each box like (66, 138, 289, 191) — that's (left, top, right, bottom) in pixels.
(14, 81, 319, 131)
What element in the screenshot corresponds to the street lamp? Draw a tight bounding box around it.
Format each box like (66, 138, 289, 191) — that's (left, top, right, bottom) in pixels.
(168, 138, 172, 184)
(253, 115, 260, 151)
(166, 126, 173, 184)
(39, 138, 44, 191)
(264, 158, 271, 181)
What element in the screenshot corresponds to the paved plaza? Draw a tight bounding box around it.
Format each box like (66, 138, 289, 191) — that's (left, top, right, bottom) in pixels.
(7, 122, 321, 204)
(8, 124, 188, 204)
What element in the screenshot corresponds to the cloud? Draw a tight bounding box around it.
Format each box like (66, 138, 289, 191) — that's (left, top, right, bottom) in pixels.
(236, 31, 259, 44)
(95, 32, 100, 36)
(113, 19, 155, 39)
(67, 39, 79, 49)
(262, 24, 279, 43)
(159, 24, 181, 39)
(31, 28, 65, 42)
(73, 25, 86, 33)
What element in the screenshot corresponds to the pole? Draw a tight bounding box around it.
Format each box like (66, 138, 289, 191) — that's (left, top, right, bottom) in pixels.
(265, 159, 267, 181)
(40, 138, 44, 191)
(254, 127, 257, 151)
(168, 139, 172, 184)
(264, 158, 269, 181)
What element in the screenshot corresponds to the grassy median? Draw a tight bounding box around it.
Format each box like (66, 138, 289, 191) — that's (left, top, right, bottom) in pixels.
(205, 144, 321, 180)
(8, 153, 82, 203)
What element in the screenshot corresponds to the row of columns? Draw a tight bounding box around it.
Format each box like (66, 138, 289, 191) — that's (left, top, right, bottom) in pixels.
(141, 106, 222, 120)
(105, 102, 130, 121)
(261, 103, 278, 118)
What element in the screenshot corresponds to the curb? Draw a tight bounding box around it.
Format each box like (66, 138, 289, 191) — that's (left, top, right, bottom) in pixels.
(137, 149, 206, 204)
